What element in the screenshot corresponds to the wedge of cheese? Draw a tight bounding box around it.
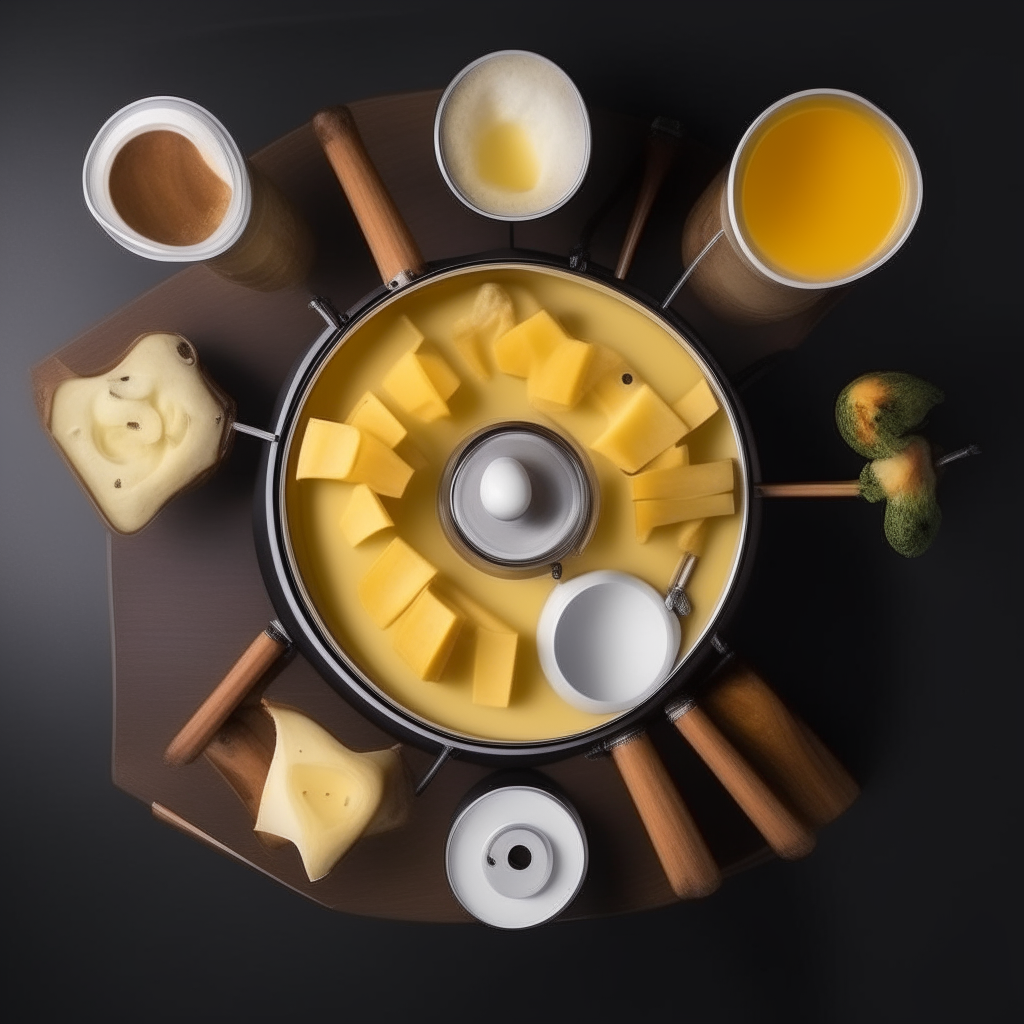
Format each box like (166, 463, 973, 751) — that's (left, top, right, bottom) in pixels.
(382, 352, 448, 422)
(255, 703, 409, 882)
(346, 392, 406, 448)
(630, 459, 734, 501)
(358, 538, 437, 628)
(296, 419, 413, 497)
(473, 628, 518, 708)
(417, 350, 460, 401)
(635, 492, 735, 543)
(590, 384, 688, 473)
(381, 344, 461, 422)
(494, 309, 568, 378)
(339, 484, 393, 547)
(391, 587, 463, 681)
(673, 379, 720, 433)
(528, 338, 594, 409)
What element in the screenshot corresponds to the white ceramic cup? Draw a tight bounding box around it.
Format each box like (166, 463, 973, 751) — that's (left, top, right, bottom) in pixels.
(725, 88, 923, 290)
(83, 95, 252, 263)
(434, 50, 591, 222)
(536, 570, 680, 715)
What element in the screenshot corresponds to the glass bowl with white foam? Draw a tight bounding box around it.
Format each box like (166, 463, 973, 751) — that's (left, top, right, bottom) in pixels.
(434, 50, 591, 221)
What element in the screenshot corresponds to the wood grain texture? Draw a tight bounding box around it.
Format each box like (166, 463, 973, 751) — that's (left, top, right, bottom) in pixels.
(672, 706, 816, 860)
(610, 732, 721, 899)
(203, 714, 275, 825)
(75, 93, 849, 921)
(312, 105, 425, 285)
(702, 663, 860, 828)
(757, 481, 861, 498)
(164, 630, 287, 767)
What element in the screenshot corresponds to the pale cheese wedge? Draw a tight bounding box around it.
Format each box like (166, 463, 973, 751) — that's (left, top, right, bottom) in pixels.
(358, 537, 437, 628)
(346, 392, 406, 448)
(391, 587, 464, 681)
(339, 484, 393, 547)
(473, 628, 519, 708)
(494, 309, 568, 377)
(673, 378, 720, 432)
(255, 703, 409, 882)
(590, 383, 688, 473)
(528, 338, 594, 409)
(295, 419, 413, 498)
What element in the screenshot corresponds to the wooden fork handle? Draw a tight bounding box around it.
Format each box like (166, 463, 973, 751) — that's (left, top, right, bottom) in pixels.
(670, 705, 816, 859)
(164, 628, 288, 767)
(312, 105, 425, 286)
(615, 122, 681, 280)
(610, 731, 720, 899)
(702, 662, 860, 828)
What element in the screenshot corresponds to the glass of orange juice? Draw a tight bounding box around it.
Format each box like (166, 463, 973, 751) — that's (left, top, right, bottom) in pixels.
(680, 89, 922, 323)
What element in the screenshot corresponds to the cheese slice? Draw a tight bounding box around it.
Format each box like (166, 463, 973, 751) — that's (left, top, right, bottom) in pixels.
(635, 492, 735, 543)
(528, 338, 594, 409)
(630, 459, 734, 501)
(417, 350, 461, 402)
(339, 484, 393, 547)
(391, 587, 464, 681)
(358, 538, 437, 628)
(295, 419, 413, 498)
(346, 392, 406, 448)
(473, 628, 518, 708)
(494, 309, 567, 377)
(590, 384, 688, 473)
(382, 352, 450, 422)
(673, 379, 720, 432)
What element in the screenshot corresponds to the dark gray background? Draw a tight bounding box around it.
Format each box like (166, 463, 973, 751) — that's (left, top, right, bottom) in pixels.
(2, 2, 1021, 1021)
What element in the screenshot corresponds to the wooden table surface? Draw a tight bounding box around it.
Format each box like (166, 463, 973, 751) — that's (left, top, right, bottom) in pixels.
(37, 89, 845, 923)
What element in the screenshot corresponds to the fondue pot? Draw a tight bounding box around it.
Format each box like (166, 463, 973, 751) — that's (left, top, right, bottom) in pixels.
(169, 106, 847, 899)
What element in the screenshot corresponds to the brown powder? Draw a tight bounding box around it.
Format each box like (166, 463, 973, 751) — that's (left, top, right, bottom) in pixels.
(109, 130, 232, 246)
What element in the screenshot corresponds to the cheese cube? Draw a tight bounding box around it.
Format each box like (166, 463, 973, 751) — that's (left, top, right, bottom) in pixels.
(673, 379, 720, 432)
(590, 384, 688, 473)
(346, 392, 406, 448)
(494, 310, 567, 377)
(638, 444, 689, 474)
(473, 628, 518, 707)
(417, 351, 461, 401)
(635, 492, 735, 543)
(630, 459, 734, 501)
(358, 538, 437, 628)
(677, 519, 708, 556)
(296, 419, 413, 497)
(528, 338, 594, 409)
(382, 351, 450, 422)
(391, 587, 463, 681)
(339, 484, 393, 547)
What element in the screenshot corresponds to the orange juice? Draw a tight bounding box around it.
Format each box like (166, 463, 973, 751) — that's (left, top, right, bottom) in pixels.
(737, 94, 909, 283)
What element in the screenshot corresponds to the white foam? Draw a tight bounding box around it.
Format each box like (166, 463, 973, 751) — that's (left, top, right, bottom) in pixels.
(436, 51, 590, 220)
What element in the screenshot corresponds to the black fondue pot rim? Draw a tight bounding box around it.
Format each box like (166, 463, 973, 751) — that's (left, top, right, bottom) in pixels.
(254, 251, 762, 765)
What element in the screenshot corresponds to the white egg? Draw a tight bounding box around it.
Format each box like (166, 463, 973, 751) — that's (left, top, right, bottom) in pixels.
(480, 456, 532, 521)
